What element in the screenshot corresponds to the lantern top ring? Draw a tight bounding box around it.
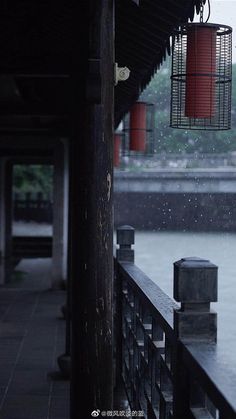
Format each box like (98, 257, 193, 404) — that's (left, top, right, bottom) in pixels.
(175, 22, 232, 36)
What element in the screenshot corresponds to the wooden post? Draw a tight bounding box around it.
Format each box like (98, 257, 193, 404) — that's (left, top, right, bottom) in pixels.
(52, 140, 68, 288)
(70, 1, 114, 417)
(57, 139, 71, 379)
(0, 159, 13, 284)
(173, 257, 218, 419)
(115, 226, 135, 391)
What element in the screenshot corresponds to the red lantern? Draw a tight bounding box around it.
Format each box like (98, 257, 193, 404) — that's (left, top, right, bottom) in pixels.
(114, 134, 121, 167)
(185, 25, 217, 118)
(130, 102, 147, 151)
(171, 20, 232, 130)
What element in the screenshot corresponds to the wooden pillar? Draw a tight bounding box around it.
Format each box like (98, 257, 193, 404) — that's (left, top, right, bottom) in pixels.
(70, 1, 114, 417)
(52, 139, 69, 288)
(0, 159, 13, 284)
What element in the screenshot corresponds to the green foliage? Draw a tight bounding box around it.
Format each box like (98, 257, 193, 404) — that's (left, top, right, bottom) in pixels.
(13, 165, 53, 196)
(140, 60, 236, 154)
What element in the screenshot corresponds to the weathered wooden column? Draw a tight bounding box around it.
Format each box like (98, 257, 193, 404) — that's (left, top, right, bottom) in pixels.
(52, 139, 69, 288)
(173, 257, 218, 419)
(57, 142, 73, 380)
(0, 158, 13, 284)
(70, 1, 114, 417)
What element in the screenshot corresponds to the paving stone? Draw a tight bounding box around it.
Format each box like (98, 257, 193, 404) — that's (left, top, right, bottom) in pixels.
(49, 397, 70, 418)
(7, 370, 52, 396)
(0, 260, 70, 419)
(1, 395, 49, 418)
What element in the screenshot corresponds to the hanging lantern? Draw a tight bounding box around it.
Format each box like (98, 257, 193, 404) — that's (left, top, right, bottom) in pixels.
(122, 102, 154, 155)
(114, 133, 121, 167)
(170, 20, 232, 130)
(185, 25, 217, 118)
(130, 102, 147, 151)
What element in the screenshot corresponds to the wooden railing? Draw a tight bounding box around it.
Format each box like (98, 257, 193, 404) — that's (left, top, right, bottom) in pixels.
(114, 226, 236, 419)
(13, 192, 53, 223)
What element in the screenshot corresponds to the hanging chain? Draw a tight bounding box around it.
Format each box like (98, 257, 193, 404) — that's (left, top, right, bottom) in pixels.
(199, 1, 211, 23)
(200, 2, 204, 22)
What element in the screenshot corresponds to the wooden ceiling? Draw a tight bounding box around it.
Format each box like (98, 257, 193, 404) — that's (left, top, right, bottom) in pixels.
(0, 1, 203, 133)
(115, 0, 204, 125)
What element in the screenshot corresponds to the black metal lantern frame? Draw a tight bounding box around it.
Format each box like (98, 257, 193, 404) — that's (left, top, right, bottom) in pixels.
(122, 102, 155, 156)
(170, 23, 232, 130)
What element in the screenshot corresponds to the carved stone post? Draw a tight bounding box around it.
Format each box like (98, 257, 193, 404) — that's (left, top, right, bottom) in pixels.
(174, 257, 217, 342)
(173, 257, 218, 419)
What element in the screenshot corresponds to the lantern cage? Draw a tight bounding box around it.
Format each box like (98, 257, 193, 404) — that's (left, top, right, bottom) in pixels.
(170, 23, 232, 130)
(122, 102, 155, 156)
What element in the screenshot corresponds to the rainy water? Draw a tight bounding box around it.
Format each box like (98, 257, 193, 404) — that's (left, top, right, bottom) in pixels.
(133, 230, 236, 357)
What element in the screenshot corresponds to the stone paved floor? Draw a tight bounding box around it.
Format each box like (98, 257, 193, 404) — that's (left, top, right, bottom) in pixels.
(0, 259, 69, 419)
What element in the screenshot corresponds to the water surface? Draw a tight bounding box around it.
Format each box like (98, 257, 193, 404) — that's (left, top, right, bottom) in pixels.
(134, 231, 236, 361)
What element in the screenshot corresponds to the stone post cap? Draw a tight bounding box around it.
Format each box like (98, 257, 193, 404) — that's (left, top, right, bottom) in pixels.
(174, 257, 218, 303)
(116, 225, 135, 245)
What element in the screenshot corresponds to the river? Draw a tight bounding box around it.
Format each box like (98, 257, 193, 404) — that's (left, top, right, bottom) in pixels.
(14, 223, 236, 366)
(133, 231, 236, 360)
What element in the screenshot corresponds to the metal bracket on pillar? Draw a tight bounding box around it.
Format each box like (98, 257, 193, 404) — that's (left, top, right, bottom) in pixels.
(86, 59, 101, 103)
(114, 63, 130, 86)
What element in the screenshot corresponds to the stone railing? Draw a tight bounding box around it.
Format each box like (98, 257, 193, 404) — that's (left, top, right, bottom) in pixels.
(118, 153, 236, 170)
(114, 226, 236, 419)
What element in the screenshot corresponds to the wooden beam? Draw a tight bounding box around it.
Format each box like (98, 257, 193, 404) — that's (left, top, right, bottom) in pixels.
(0, 154, 53, 162)
(0, 137, 59, 148)
(0, 127, 69, 136)
(0, 106, 69, 116)
(0, 74, 69, 78)
(0, 59, 71, 77)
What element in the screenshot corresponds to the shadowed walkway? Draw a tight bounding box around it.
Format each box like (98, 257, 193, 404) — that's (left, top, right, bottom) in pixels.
(0, 259, 69, 419)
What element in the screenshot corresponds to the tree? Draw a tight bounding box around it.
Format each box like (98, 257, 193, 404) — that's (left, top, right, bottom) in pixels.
(140, 60, 236, 154)
(13, 165, 53, 196)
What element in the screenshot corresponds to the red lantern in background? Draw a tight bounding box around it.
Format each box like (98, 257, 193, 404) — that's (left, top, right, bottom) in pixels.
(129, 102, 147, 151)
(114, 133, 121, 167)
(122, 102, 154, 156)
(185, 25, 217, 118)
